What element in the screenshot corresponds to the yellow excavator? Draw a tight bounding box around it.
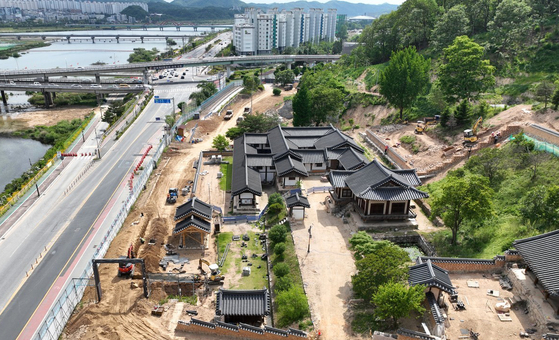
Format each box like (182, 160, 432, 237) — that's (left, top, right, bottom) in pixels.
(463, 116, 483, 144)
(198, 259, 225, 283)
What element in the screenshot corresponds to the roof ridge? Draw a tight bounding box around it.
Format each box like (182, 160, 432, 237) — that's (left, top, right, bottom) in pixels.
(426, 260, 435, 279)
(514, 228, 559, 245)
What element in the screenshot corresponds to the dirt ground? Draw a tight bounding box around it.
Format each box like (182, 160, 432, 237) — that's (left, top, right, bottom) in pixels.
(0, 106, 95, 133)
(445, 273, 540, 340)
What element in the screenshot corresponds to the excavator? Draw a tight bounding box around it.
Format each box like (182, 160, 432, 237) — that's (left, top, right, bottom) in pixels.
(463, 116, 483, 144)
(198, 259, 225, 283)
(118, 244, 135, 277)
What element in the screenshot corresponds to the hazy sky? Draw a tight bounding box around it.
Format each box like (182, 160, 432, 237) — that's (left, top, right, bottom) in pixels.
(246, 0, 405, 4)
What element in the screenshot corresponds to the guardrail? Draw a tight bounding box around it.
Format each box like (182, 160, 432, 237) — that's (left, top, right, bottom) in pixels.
(32, 76, 244, 340)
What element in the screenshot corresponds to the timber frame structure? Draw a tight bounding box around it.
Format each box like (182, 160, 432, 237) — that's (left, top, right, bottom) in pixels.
(173, 197, 213, 249)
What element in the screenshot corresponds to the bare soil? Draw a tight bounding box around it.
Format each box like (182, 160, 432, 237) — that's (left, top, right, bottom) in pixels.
(0, 106, 95, 133)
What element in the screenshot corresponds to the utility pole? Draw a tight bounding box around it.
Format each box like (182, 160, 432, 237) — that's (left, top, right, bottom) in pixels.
(307, 224, 312, 253)
(94, 128, 101, 159)
(35, 183, 40, 197)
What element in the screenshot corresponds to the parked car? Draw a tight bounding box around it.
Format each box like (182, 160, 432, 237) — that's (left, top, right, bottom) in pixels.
(90, 84, 102, 88)
(33, 82, 41, 86)
(8, 81, 15, 85)
(71, 84, 82, 88)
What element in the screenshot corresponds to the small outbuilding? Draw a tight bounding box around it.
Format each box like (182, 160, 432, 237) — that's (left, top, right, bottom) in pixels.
(285, 193, 310, 220)
(174, 197, 213, 249)
(409, 259, 455, 297)
(177, 125, 188, 137)
(215, 288, 270, 325)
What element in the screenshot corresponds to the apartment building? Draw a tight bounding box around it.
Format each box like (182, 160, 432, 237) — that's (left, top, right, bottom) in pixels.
(0, 0, 147, 15)
(233, 7, 337, 56)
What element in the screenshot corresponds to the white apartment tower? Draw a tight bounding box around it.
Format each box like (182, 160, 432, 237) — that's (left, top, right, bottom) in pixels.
(233, 7, 337, 55)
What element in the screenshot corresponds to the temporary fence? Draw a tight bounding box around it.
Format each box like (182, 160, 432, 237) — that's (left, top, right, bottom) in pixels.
(32, 77, 244, 340)
(307, 186, 332, 194)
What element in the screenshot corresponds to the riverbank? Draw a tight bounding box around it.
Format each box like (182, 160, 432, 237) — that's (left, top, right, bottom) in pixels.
(0, 40, 50, 59)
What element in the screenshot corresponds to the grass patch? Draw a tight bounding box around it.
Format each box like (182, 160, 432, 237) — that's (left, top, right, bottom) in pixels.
(219, 156, 233, 191)
(168, 294, 197, 305)
(217, 232, 233, 273)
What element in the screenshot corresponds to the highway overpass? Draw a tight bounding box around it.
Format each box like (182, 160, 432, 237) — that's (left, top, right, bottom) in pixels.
(65, 23, 232, 31)
(0, 55, 341, 79)
(0, 32, 200, 44)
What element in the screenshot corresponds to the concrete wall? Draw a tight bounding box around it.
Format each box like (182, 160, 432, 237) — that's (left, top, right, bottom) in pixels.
(524, 124, 559, 146)
(176, 320, 308, 340)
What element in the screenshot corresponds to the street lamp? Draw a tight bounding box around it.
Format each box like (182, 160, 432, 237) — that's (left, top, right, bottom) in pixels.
(94, 128, 101, 159)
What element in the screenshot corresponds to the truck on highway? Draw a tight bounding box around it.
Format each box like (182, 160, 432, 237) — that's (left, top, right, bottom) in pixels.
(224, 110, 233, 120)
(243, 107, 251, 115)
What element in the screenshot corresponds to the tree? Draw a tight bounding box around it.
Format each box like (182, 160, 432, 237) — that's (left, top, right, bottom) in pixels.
(351, 242, 410, 301)
(225, 127, 244, 140)
(269, 224, 288, 244)
(212, 134, 229, 152)
(292, 85, 313, 126)
(465, 148, 502, 184)
(189, 81, 218, 106)
(121, 5, 148, 21)
(359, 11, 401, 64)
(274, 242, 286, 256)
(276, 286, 309, 327)
(165, 114, 176, 128)
(275, 276, 293, 292)
(310, 85, 344, 125)
(396, 0, 442, 49)
(440, 107, 451, 128)
(275, 69, 295, 86)
(373, 282, 426, 329)
(243, 74, 261, 94)
(430, 172, 494, 245)
(534, 81, 555, 109)
(336, 23, 348, 41)
(127, 48, 159, 63)
(273, 88, 281, 96)
(273, 262, 290, 277)
(488, 0, 533, 57)
(454, 99, 471, 125)
(379, 46, 430, 119)
(431, 5, 470, 51)
(553, 87, 559, 110)
(349, 232, 396, 261)
(437, 36, 495, 103)
(225, 113, 281, 139)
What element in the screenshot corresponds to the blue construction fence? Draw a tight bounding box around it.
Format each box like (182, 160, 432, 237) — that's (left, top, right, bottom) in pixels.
(508, 134, 559, 157)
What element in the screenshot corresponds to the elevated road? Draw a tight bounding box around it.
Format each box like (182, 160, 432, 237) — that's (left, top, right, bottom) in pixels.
(0, 83, 145, 94)
(0, 32, 200, 44)
(0, 54, 340, 78)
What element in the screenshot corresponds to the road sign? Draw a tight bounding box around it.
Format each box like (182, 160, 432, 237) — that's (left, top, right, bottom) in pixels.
(154, 95, 159, 98)
(154, 98, 171, 104)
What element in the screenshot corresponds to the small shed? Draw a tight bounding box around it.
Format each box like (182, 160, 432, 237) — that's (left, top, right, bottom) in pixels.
(409, 259, 455, 297)
(285, 193, 310, 220)
(174, 197, 213, 248)
(177, 125, 188, 137)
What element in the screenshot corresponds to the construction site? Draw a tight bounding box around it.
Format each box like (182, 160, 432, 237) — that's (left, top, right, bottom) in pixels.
(61, 74, 559, 340)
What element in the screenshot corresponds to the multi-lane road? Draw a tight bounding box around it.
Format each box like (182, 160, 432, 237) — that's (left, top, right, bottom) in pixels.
(0, 32, 230, 340)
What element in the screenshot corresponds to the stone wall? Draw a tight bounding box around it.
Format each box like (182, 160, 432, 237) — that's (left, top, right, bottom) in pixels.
(372, 233, 437, 257)
(418, 256, 506, 273)
(397, 328, 439, 340)
(364, 130, 411, 170)
(176, 319, 308, 340)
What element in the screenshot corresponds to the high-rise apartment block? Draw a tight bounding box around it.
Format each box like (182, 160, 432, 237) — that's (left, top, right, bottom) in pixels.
(233, 7, 337, 56)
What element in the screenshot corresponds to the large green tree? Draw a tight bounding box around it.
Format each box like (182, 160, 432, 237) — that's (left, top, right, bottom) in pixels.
(212, 134, 229, 152)
(292, 85, 313, 126)
(437, 36, 495, 103)
(373, 282, 426, 329)
(431, 5, 470, 51)
(488, 0, 533, 57)
(243, 74, 261, 94)
(359, 11, 401, 64)
(351, 241, 410, 302)
(520, 185, 559, 231)
(349, 232, 396, 261)
(396, 0, 442, 49)
(310, 85, 344, 125)
(430, 172, 494, 245)
(379, 46, 430, 119)
(225, 113, 281, 139)
(275, 286, 309, 327)
(275, 69, 295, 86)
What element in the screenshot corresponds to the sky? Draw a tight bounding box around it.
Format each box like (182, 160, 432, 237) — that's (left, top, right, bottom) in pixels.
(246, 0, 405, 4)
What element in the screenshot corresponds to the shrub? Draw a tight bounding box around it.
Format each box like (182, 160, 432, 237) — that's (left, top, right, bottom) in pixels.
(274, 276, 293, 292)
(274, 242, 286, 256)
(399, 135, 416, 144)
(276, 286, 309, 327)
(273, 262, 290, 277)
(269, 224, 288, 244)
(273, 88, 281, 96)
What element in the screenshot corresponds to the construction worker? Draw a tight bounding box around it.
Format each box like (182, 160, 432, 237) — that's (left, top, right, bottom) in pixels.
(384, 145, 388, 154)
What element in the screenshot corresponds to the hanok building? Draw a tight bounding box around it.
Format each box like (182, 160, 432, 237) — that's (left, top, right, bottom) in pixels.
(173, 197, 213, 249)
(285, 192, 311, 220)
(231, 125, 366, 212)
(514, 230, 559, 315)
(328, 159, 428, 221)
(215, 288, 271, 325)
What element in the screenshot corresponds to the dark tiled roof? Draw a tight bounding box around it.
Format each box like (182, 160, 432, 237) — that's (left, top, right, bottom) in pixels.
(409, 259, 455, 294)
(285, 193, 311, 208)
(285, 136, 319, 149)
(246, 154, 274, 167)
(264, 326, 288, 336)
(314, 129, 362, 151)
(344, 159, 427, 201)
(338, 148, 366, 170)
(189, 318, 216, 329)
(328, 170, 353, 188)
(267, 125, 290, 155)
(397, 329, 438, 340)
(296, 149, 326, 164)
(275, 154, 308, 177)
(245, 133, 268, 145)
(215, 288, 270, 316)
(239, 323, 264, 334)
(425, 291, 445, 324)
(543, 334, 559, 340)
(232, 135, 262, 197)
(326, 148, 345, 160)
(173, 215, 211, 234)
(418, 256, 502, 265)
(393, 169, 423, 186)
(174, 197, 212, 221)
(514, 230, 559, 295)
(288, 328, 308, 337)
(282, 126, 334, 137)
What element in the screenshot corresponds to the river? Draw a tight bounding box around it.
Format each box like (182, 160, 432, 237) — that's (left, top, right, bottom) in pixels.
(0, 136, 50, 193)
(0, 26, 214, 195)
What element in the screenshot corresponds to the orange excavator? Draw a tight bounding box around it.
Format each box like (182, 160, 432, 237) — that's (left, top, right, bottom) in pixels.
(118, 244, 135, 277)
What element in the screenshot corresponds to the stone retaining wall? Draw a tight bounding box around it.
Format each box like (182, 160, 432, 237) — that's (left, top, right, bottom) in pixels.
(372, 233, 437, 257)
(524, 124, 559, 146)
